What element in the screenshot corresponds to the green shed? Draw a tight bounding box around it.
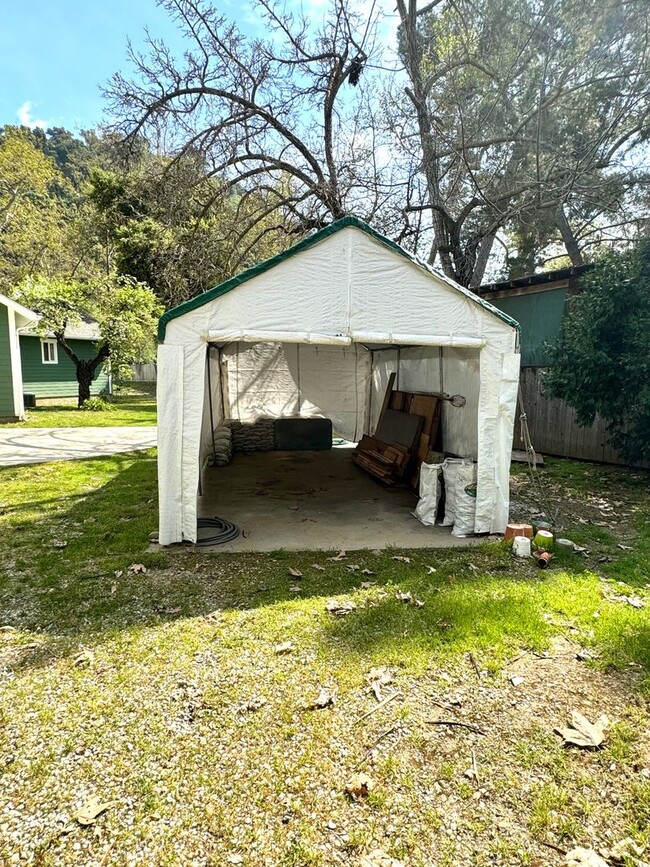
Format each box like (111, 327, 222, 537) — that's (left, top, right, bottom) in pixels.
(0, 294, 39, 420)
(1, 295, 111, 420)
(479, 265, 590, 367)
(19, 317, 110, 403)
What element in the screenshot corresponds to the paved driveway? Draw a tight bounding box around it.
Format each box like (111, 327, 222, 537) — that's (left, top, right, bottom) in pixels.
(0, 426, 157, 467)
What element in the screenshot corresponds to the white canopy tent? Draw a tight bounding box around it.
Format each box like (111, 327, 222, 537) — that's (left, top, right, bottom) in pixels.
(157, 217, 520, 545)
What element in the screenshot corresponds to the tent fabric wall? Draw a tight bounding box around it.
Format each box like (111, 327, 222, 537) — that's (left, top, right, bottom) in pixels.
(157, 220, 520, 545)
(221, 342, 370, 442)
(162, 227, 516, 353)
(158, 342, 206, 545)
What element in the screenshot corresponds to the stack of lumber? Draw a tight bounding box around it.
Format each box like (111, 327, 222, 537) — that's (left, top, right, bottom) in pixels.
(353, 373, 442, 489)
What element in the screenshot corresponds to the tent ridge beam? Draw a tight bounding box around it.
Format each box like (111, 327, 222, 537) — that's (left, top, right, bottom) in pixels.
(205, 329, 486, 350)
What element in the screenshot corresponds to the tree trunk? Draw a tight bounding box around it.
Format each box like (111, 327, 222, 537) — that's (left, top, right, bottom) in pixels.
(557, 206, 584, 266)
(469, 232, 497, 288)
(76, 360, 95, 408)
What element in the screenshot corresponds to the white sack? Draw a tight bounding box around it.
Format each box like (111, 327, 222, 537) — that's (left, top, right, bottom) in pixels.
(451, 461, 478, 537)
(441, 458, 473, 527)
(413, 462, 443, 526)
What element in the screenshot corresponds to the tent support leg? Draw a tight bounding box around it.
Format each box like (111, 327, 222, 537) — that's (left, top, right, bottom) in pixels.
(206, 346, 217, 462)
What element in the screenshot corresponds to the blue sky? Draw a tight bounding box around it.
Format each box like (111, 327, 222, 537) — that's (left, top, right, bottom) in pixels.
(0, 0, 192, 132)
(1, 0, 396, 134)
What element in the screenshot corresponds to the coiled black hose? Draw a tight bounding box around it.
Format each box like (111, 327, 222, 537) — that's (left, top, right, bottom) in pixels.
(196, 516, 240, 546)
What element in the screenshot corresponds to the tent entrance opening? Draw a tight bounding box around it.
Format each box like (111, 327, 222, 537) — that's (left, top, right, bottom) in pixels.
(197, 445, 473, 552)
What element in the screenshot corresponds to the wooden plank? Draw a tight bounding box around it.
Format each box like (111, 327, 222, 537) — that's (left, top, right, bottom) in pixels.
(410, 394, 437, 439)
(389, 391, 408, 412)
(376, 409, 424, 451)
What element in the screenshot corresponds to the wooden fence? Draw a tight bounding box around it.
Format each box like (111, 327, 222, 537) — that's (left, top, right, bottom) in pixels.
(131, 363, 157, 382)
(516, 367, 645, 466)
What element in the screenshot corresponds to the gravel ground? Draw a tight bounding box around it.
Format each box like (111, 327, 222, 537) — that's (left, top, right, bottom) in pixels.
(1, 592, 649, 867)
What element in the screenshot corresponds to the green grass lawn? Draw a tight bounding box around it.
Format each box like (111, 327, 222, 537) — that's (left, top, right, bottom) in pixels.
(3, 387, 156, 428)
(1, 453, 649, 865)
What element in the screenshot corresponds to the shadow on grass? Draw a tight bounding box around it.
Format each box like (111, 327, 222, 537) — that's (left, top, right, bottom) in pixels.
(1, 452, 649, 687)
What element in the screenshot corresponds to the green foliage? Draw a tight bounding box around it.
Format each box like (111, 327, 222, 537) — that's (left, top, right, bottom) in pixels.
(545, 244, 650, 462)
(79, 397, 114, 412)
(13, 274, 162, 384)
(0, 126, 67, 286)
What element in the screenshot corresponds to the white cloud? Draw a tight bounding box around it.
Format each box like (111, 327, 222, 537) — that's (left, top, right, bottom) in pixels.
(17, 101, 48, 130)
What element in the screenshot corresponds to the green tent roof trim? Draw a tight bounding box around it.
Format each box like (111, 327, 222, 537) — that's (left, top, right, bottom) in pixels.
(157, 215, 519, 341)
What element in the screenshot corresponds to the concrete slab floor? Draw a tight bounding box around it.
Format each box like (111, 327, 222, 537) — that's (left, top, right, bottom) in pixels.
(196, 446, 477, 552)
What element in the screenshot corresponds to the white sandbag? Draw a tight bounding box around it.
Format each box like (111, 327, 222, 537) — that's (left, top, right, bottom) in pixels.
(441, 458, 471, 526)
(451, 461, 478, 537)
(413, 462, 443, 526)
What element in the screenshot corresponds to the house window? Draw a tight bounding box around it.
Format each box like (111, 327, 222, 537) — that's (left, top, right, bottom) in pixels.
(41, 339, 58, 364)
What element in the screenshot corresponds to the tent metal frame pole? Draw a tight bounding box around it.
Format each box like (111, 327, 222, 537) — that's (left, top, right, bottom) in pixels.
(206, 345, 217, 463)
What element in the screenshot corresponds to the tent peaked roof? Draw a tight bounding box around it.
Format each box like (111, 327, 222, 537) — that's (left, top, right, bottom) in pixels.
(158, 216, 518, 341)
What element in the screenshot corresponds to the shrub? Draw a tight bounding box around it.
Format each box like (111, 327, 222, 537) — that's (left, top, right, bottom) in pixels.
(545, 242, 650, 463)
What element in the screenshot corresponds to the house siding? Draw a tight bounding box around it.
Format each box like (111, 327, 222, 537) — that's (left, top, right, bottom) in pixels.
(0, 304, 14, 416)
(487, 287, 569, 367)
(19, 335, 109, 399)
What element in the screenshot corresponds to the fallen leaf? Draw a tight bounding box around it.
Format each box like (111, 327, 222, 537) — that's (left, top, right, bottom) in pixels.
(110, 583, 117, 595)
(361, 568, 374, 575)
(366, 667, 393, 700)
(467, 563, 479, 572)
(576, 648, 597, 661)
(618, 543, 633, 550)
(391, 556, 411, 563)
(565, 847, 608, 867)
(360, 581, 375, 589)
(114, 570, 123, 578)
(326, 599, 357, 616)
(608, 838, 646, 862)
(289, 585, 302, 593)
(328, 550, 347, 561)
(359, 850, 404, 867)
(227, 856, 244, 865)
(395, 591, 424, 607)
(274, 641, 295, 655)
(625, 595, 644, 609)
(288, 568, 303, 578)
(425, 566, 437, 574)
(346, 564, 360, 572)
(75, 796, 112, 826)
(345, 772, 374, 799)
(308, 687, 336, 709)
(555, 710, 608, 748)
(128, 563, 147, 574)
(312, 564, 326, 571)
(73, 650, 95, 668)
(163, 607, 181, 615)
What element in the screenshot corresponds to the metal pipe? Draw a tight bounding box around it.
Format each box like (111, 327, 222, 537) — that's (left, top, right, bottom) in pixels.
(206, 346, 216, 462)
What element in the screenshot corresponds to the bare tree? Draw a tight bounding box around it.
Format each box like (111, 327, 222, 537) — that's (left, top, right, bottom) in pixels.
(105, 0, 400, 260)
